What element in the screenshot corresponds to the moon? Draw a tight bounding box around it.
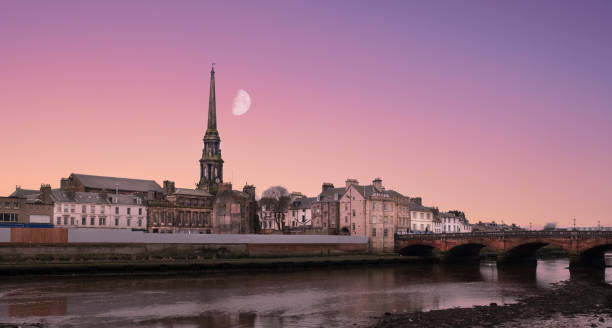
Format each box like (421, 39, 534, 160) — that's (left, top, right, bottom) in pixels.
(232, 89, 251, 116)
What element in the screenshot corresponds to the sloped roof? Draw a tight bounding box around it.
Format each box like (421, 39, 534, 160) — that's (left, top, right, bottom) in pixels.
(9, 188, 39, 198)
(289, 197, 316, 210)
(51, 190, 109, 204)
(317, 187, 345, 202)
(409, 199, 432, 212)
(173, 188, 213, 197)
(351, 184, 407, 200)
(71, 173, 162, 192)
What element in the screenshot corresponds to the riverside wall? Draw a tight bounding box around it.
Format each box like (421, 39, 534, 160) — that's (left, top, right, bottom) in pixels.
(0, 228, 369, 262)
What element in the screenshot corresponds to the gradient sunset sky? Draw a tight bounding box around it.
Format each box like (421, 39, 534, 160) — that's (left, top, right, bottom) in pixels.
(2, 1, 611, 228)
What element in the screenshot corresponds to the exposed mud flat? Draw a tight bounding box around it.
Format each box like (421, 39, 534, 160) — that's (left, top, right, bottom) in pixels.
(374, 280, 612, 328)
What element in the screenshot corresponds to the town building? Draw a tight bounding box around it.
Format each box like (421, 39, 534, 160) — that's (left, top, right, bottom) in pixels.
(60, 173, 164, 200)
(440, 212, 472, 233)
(2, 185, 54, 226)
(286, 196, 316, 228)
(339, 178, 411, 252)
(52, 189, 147, 229)
(409, 197, 434, 233)
(311, 183, 345, 234)
(147, 66, 258, 235)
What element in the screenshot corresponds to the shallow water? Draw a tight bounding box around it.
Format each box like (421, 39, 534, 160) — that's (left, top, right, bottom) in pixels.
(0, 259, 610, 328)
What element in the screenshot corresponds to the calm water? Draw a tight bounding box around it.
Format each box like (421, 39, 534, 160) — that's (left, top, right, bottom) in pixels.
(0, 258, 611, 328)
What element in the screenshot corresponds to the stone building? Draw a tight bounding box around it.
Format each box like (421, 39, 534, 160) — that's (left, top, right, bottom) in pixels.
(441, 212, 472, 233)
(51, 190, 146, 229)
(339, 178, 411, 252)
(286, 196, 316, 228)
(310, 183, 345, 234)
(60, 173, 164, 200)
(148, 66, 258, 235)
(409, 197, 435, 233)
(2, 185, 54, 225)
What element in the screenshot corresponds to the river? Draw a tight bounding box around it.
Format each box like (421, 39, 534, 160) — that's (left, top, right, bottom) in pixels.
(1, 257, 611, 328)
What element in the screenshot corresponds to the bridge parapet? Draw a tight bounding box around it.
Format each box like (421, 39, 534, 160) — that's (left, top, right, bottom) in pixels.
(395, 231, 612, 241)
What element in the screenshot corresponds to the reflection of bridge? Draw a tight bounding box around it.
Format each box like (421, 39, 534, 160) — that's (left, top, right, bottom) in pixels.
(395, 231, 612, 267)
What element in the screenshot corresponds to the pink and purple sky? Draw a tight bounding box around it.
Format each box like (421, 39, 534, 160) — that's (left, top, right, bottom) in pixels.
(1, 1, 611, 228)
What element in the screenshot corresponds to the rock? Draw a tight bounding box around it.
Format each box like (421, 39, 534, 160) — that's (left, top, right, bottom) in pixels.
(599, 317, 605, 322)
(489, 303, 498, 307)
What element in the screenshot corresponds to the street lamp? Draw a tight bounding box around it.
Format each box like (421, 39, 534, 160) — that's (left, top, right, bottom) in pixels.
(573, 217, 576, 231)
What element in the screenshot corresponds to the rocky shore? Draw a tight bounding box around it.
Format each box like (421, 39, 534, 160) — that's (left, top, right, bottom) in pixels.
(374, 279, 612, 328)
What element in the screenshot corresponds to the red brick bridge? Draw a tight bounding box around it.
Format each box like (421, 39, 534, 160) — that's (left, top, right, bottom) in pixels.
(395, 231, 612, 267)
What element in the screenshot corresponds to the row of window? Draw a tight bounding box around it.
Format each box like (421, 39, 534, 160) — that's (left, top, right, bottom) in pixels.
(0, 213, 18, 222)
(55, 216, 143, 227)
(412, 212, 432, 219)
(371, 228, 391, 237)
(57, 204, 143, 215)
(3, 201, 19, 209)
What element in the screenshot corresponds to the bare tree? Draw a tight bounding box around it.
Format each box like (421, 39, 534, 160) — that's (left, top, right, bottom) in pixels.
(260, 186, 290, 230)
(543, 222, 557, 231)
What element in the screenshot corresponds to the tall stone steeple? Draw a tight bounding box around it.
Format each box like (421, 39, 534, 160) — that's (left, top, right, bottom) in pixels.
(197, 65, 224, 193)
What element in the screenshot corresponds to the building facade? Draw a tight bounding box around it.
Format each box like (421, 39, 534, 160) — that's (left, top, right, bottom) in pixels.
(52, 190, 146, 229)
(286, 196, 316, 228)
(339, 178, 410, 252)
(409, 197, 434, 233)
(2, 185, 54, 225)
(311, 183, 345, 234)
(441, 212, 472, 233)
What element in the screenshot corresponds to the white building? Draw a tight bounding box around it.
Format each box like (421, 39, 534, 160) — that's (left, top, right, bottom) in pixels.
(52, 190, 146, 229)
(441, 212, 472, 233)
(409, 198, 434, 233)
(286, 197, 315, 227)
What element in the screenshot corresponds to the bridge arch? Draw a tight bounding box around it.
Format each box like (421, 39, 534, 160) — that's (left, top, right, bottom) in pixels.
(398, 244, 439, 257)
(444, 243, 489, 263)
(571, 243, 612, 268)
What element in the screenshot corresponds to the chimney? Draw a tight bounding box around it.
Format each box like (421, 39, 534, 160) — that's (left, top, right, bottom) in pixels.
(412, 197, 422, 206)
(243, 184, 256, 201)
(163, 180, 176, 194)
(322, 183, 334, 192)
(345, 179, 359, 188)
(40, 184, 52, 203)
(60, 178, 70, 190)
(372, 178, 383, 191)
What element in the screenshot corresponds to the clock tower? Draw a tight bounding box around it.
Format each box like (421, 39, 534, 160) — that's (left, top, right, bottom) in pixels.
(197, 65, 224, 194)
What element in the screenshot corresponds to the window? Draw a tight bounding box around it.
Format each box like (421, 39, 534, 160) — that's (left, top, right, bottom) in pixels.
(70, 217, 75, 225)
(63, 205, 68, 213)
(115, 207, 119, 214)
(383, 203, 388, 211)
(99, 218, 103, 225)
(420, 213, 424, 219)
(13, 202, 19, 209)
(56, 205, 61, 213)
(63, 217, 68, 225)
(127, 218, 131, 226)
(351, 223, 355, 231)
(101, 206, 105, 214)
(91, 205, 95, 214)
(70, 205, 75, 213)
(372, 215, 377, 224)
(127, 208, 131, 215)
(344, 204, 348, 211)
(57, 217, 61, 225)
(115, 218, 119, 226)
(301, 215, 305, 222)
(383, 216, 388, 224)
(352, 209, 356, 217)
(372, 228, 376, 237)
(82, 205, 86, 213)
(372, 203, 377, 210)
(345, 216, 348, 223)
(82, 217, 86, 225)
(90, 217, 95, 225)
(138, 208, 142, 216)
(384, 228, 388, 237)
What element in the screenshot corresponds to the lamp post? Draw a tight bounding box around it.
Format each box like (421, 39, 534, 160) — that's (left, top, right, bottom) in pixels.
(573, 217, 576, 231)
(529, 222, 532, 231)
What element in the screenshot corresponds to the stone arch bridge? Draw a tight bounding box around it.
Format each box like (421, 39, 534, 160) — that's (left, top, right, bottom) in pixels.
(395, 231, 612, 267)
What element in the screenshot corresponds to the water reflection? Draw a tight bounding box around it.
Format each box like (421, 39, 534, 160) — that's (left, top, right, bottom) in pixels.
(0, 260, 609, 328)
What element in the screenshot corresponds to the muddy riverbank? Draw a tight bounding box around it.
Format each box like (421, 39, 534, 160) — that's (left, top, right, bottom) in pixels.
(374, 278, 612, 328)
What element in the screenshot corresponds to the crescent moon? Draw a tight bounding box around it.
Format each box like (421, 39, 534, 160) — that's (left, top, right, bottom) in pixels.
(232, 89, 251, 116)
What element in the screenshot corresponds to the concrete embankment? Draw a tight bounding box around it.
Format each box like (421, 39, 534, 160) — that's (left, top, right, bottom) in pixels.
(0, 254, 435, 276)
(0, 228, 430, 275)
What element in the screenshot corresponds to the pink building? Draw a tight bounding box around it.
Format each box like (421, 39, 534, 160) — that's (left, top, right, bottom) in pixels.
(339, 178, 410, 253)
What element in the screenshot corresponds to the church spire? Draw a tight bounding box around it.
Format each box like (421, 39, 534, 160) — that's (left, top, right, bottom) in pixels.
(207, 64, 217, 131)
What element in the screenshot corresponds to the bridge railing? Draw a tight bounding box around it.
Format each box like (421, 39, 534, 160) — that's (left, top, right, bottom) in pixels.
(395, 230, 612, 240)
